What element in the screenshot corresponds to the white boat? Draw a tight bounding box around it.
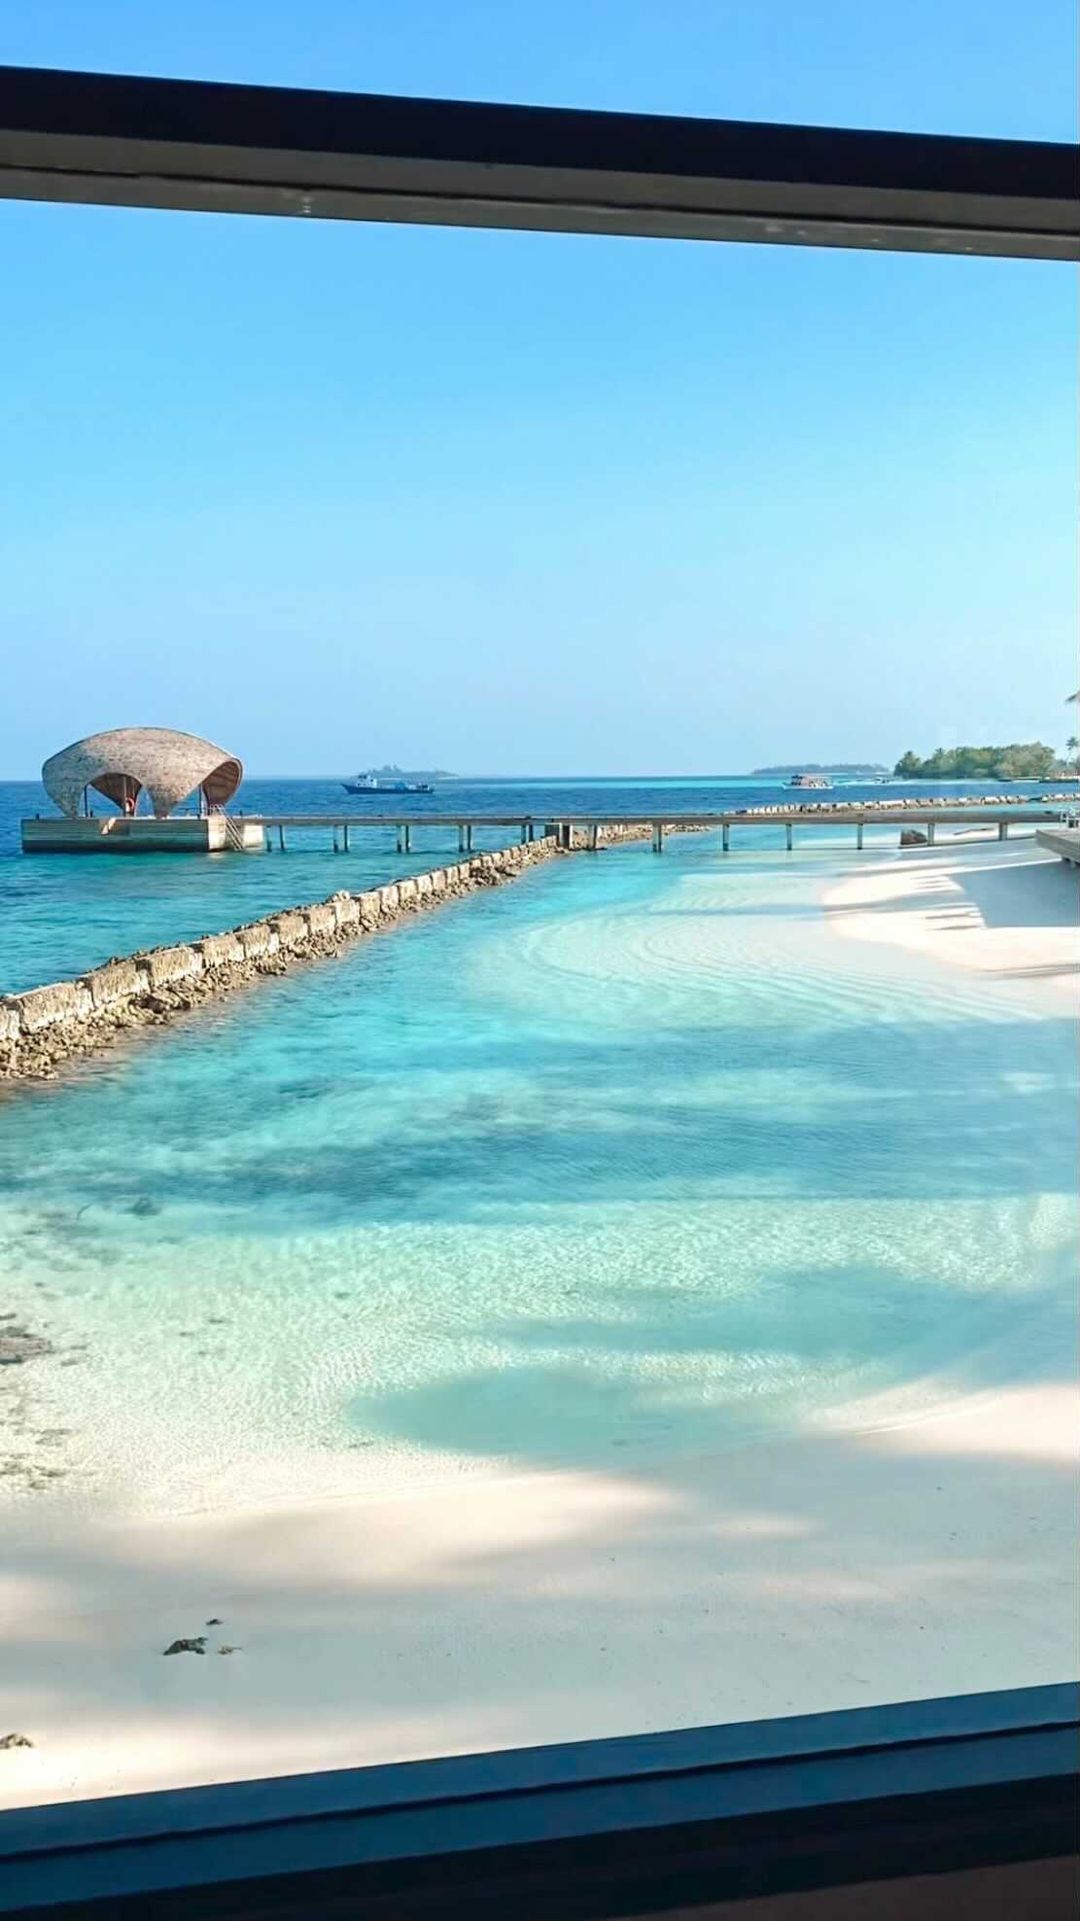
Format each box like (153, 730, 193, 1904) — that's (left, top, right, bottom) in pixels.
(342, 773, 435, 794)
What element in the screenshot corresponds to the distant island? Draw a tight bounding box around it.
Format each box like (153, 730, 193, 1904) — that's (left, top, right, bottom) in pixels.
(750, 762, 888, 777)
(894, 743, 1062, 780)
(361, 763, 456, 782)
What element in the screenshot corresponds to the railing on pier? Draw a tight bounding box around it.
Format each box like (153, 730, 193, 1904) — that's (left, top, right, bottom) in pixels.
(243, 806, 1068, 855)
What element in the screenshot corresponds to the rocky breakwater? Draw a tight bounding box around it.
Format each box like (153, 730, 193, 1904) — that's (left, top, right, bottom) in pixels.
(742, 792, 1075, 816)
(567, 821, 710, 846)
(0, 838, 563, 1085)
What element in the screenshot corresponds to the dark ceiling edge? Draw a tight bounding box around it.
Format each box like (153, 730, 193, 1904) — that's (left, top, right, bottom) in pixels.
(0, 63, 1074, 193)
(0, 64, 1076, 260)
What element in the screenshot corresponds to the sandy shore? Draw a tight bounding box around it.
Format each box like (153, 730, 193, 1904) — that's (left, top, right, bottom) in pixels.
(823, 838, 1079, 991)
(1, 835, 1075, 1813)
(2, 1367, 1075, 1811)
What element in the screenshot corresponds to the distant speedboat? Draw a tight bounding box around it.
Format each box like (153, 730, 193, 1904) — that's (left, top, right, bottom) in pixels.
(785, 773, 833, 790)
(342, 773, 434, 795)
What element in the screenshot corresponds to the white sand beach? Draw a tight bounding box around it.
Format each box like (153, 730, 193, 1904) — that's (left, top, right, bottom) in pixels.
(824, 835, 1079, 991)
(1, 1376, 1076, 1811)
(1, 835, 1075, 1813)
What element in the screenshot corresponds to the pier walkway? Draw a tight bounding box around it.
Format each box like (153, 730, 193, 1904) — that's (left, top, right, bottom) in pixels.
(245, 806, 1069, 855)
(23, 805, 1070, 857)
(1035, 825, 1080, 867)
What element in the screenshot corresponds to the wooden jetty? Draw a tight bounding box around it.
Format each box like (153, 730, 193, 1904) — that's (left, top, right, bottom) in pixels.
(1036, 825, 1080, 866)
(23, 804, 1069, 857)
(242, 806, 1068, 855)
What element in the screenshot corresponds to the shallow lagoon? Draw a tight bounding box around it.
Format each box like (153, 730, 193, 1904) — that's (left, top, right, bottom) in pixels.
(0, 831, 1074, 1513)
(0, 773, 1063, 993)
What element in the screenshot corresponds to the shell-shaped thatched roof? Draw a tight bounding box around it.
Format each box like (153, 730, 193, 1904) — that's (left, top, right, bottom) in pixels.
(42, 728, 243, 820)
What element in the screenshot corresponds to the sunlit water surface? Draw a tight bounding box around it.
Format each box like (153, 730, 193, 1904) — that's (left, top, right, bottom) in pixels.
(1, 831, 1074, 1514)
(0, 773, 1064, 991)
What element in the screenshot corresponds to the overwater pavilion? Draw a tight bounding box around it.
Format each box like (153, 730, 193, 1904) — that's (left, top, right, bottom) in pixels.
(25, 726, 263, 851)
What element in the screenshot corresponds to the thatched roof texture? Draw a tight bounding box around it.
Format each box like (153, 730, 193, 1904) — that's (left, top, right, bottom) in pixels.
(42, 728, 242, 819)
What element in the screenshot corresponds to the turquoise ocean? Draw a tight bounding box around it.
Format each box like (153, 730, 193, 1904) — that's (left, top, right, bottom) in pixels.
(0, 771, 1068, 991)
(0, 777, 1075, 1512)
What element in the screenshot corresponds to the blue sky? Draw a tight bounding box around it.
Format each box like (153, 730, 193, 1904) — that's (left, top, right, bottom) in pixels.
(1, 2, 1076, 777)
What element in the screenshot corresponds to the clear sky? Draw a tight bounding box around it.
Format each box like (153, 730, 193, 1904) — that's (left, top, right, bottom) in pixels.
(1, 2, 1076, 777)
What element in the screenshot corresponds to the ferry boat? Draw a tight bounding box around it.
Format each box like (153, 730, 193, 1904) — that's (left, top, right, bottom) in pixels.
(785, 772, 833, 791)
(342, 773, 435, 795)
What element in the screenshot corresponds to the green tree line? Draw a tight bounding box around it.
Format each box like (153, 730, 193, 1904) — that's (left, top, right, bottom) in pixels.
(893, 743, 1063, 780)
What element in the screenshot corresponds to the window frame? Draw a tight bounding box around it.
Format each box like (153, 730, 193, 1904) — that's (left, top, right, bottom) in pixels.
(0, 59, 1075, 1919)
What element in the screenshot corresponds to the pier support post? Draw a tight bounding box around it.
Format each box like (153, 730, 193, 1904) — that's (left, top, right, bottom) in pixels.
(277, 825, 285, 852)
(396, 823, 412, 854)
(589, 824, 599, 851)
(466, 824, 473, 852)
(652, 822, 664, 854)
(856, 821, 864, 850)
(927, 821, 936, 845)
(343, 824, 350, 852)
(785, 821, 793, 851)
(458, 824, 466, 852)
(332, 826, 339, 853)
(722, 823, 730, 853)
(998, 820, 1008, 840)
(521, 824, 529, 844)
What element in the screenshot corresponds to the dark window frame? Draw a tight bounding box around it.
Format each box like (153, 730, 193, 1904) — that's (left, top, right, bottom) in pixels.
(0, 59, 1075, 1919)
(0, 63, 1077, 257)
(0, 1684, 1075, 1917)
